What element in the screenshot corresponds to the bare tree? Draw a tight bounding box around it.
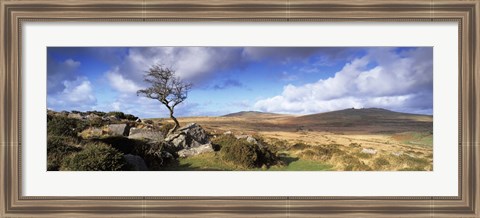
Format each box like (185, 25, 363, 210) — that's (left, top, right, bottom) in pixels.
(137, 64, 192, 134)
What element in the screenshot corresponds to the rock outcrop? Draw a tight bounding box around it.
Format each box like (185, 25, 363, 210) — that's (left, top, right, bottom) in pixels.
(165, 123, 210, 149)
(128, 128, 164, 142)
(107, 124, 131, 136)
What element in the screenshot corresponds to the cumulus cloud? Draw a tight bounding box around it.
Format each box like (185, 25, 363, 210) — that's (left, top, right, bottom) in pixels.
(106, 68, 142, 93)
(113, 47, 359, 92)
(254, 48, 433, 115)
(107, 47, 359, 90)
(47, 77, 97, 110)
(111, 47, 245, 87)
(47, 58, 81, 94)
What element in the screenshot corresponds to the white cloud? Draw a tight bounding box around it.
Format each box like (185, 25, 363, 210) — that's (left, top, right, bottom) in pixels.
(111, 47, 244, 87)
(106, 68, 142, 93)
(48, 77, 97, 110)
(47, 58, 81, 94)
(254, 48, 433, 115)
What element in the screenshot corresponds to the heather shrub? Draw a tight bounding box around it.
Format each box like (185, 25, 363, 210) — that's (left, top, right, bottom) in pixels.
(124, 114, 139, 121)
(218, 136, 277, 169)
(268, 138, 289, 151)
(256, 145, 277, 167)
(332, 154, 371, 171)
(288, 143, 312, 151)
(105, 111, 137, 120)
(47, 115, 87, 137)
(86, 110, 106, 117)
(47, 135, 81, 170)
(372, 157, 390, 170)
(298, 144, 343, 161)
(95, 136, 174, 170)
(106, 111, 126, 119)
(95, 136, 136, 154)
(61, 142, 126, 171)
(86, 117, 104, 128)
(131, 140, 174, 170)
(143, 119, 154, 125)
(211, 134, 238, 150)
(220, 140, 258, 168)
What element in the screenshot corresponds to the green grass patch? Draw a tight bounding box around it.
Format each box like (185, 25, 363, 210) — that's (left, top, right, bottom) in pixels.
(163, 152, 239, 171)
(267, 159, 333, 171)
(164, 151, 332, 171)
(393, 131, 433, 147)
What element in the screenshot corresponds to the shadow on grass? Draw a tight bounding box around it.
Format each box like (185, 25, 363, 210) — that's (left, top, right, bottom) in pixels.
(278, 154, 300, 166)
(161, 160, 227, 171)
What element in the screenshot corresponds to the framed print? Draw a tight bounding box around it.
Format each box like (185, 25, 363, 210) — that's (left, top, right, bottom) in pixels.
(1, 0, 479, 217)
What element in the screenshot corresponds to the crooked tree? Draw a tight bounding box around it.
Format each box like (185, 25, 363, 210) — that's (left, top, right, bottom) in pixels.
(137, 64, 192, 134)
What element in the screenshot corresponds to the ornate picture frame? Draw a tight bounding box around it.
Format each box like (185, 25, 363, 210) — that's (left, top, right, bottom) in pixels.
(1, 0, 478, 216)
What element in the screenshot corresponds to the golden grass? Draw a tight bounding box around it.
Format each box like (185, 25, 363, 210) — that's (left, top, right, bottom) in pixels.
(167, 115, 433, 171)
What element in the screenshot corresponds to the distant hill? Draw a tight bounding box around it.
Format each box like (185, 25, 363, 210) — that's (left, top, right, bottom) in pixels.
(281, 108, 432, 132)
(222, 111, 287, 118)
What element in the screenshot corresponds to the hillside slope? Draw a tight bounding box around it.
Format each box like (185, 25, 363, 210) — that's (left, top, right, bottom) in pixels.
(281, 108, 432, 133)
(222, 111, 292, 119)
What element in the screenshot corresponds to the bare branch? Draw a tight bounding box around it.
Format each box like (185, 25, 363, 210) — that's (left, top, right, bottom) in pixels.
(137, 64, 193, 133)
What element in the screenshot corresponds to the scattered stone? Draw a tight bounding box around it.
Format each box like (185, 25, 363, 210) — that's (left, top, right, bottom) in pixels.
(107, 124, 131, 136)
(392, 151, 403, 157)
(235, 135, 258, 145)
(128, 128, 164, 142)
(223, 131, 232, 135)
(124, 154, 148, 171)
(361, 148, 377, 154)
(177, 143, 214, 158)
(135, 118, 142, 123)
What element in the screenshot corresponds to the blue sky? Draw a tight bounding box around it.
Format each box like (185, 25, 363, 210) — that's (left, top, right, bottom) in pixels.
(47, 47, 433, 118)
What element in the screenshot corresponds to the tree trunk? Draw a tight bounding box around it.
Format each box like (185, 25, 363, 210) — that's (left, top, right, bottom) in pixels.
(168, 108, 180, 134)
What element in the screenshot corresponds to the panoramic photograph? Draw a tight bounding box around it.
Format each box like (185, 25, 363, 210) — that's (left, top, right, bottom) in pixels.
(47, 47, 433, 171)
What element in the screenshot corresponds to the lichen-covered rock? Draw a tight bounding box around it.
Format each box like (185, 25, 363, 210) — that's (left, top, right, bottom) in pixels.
(166, 133, 187, 148)
(107, 124, 131, 136)
(177, 123, 209, 144)
(177, 143, 214, 158)
(235, 135, 258, 145)
(165, 123, 210, 150)
(128, 128, 164, 142)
